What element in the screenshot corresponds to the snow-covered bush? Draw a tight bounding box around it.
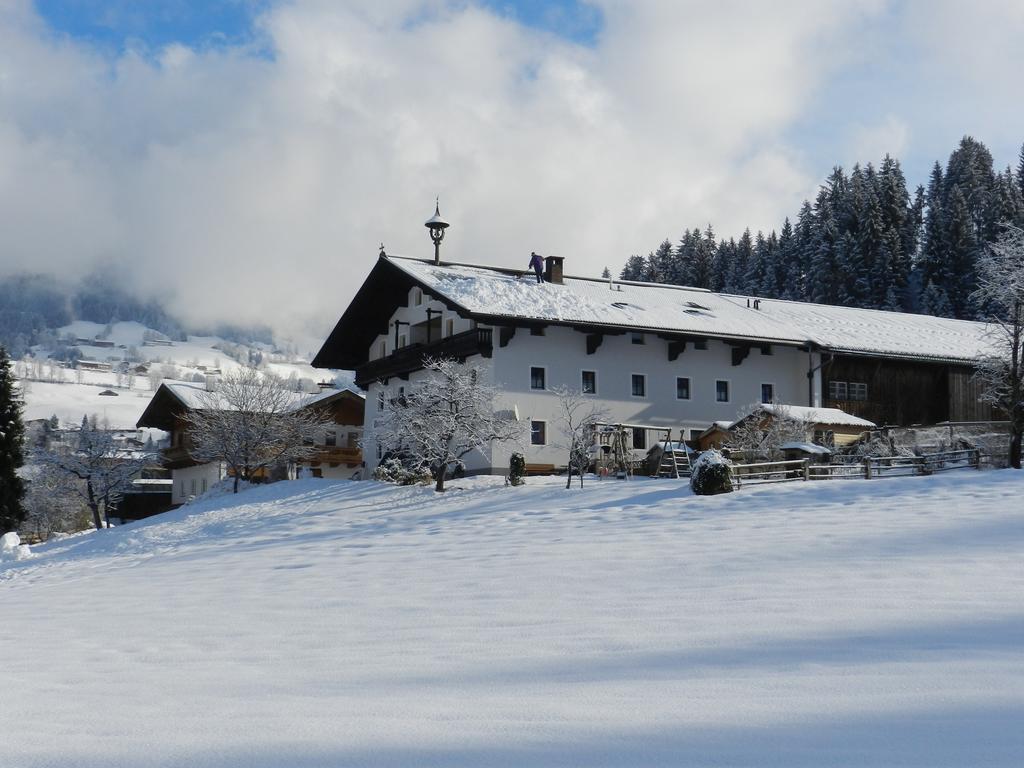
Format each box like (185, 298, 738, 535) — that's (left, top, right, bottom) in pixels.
(372, 457, 432, 486)
(690, 450, 734, 495)
(1, 531, 32, 561)
(840, 433, 915, 459)
(508, 452, 525, 487)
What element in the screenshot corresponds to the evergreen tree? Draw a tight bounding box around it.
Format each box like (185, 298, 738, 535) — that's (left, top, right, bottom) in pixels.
(1017, 142, 1024, 202)
(601, 267, 611, 279)
(648, 239, 675, 284)
(711, 239, 734, 292)
(946, 185, 979, 317)
(917, 163, 949, 311)
(619, 255, 647, 281)
(745, 231, 770, 295)
(0, 345, 26, 531)
(727, 229, 753, 293)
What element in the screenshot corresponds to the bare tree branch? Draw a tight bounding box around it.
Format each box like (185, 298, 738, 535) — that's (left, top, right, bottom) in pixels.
(374, 357, 522, 492)
(180, 366, 337, 492)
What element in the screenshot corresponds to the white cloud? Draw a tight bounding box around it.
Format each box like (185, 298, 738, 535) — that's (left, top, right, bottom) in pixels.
(2, 0, 1020, 347)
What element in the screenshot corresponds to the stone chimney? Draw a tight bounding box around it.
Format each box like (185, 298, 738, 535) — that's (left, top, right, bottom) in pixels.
(543, 255, 564, 284)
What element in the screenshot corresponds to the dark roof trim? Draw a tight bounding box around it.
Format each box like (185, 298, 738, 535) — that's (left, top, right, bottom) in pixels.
(135, 384, 191, 430)
(313, 255, 469, 369)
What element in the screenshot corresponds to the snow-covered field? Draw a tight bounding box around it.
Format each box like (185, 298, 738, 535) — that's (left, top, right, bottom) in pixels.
(17, 321, 348, 429)
(3, 472, 1023, 766)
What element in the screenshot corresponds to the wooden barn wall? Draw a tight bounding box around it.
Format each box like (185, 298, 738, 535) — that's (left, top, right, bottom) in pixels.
(824, 356, 951, 426)
(947, 368, 1000, 421)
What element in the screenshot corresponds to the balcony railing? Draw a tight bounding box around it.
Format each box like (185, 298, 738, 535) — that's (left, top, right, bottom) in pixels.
(160, 445, 195, 468)
(313, 447, 363, 466)
(355, 328, 493, 387)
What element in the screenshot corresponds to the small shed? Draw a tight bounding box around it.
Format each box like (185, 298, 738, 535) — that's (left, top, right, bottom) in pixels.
(697, 421, 733, 451)
(780, 441, 833, 463)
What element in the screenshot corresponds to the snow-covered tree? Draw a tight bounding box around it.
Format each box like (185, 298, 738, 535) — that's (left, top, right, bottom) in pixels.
(0, 345, 26, 531)
(20, 467, 86, 541)
(971, 224, 1024, 468)
(726, 404, 815, 462)
(550, 386, 607, 489)
(36, 419, 153, 530)
(374, 357, 522, 492)
(181, 366, 335, 493)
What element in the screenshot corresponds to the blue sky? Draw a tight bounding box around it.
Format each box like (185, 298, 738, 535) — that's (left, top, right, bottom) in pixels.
(5, 1, 1024, 337)
(35, 0, 603, 50)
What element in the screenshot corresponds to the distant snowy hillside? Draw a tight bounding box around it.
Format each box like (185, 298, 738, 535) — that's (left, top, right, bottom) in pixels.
(15, 321, 351, 430)
(3, 473, 1022, 766)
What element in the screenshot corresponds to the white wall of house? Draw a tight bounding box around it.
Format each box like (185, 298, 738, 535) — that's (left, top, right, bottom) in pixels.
(171, 462, 224, 505)
(360, 289, 822, 476)
(489, 325, 810, 471)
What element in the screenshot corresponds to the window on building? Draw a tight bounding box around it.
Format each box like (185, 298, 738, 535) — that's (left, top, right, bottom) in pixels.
(378, 341, 386, 359)
(828, 380, 848, 400)
(716, 380, 730, 402)
(398, 334, 407, 348)
(325, 430, 337, 447)
(813, 429, 835, 448)
(530, 366, 546, 390)
(413, 288, 422, 306)
(689, 428, 703, 441)
(311, 468, 323, 478)
(760, 344, 773, 355)
(190, 479, 197, 497)
(201, 478, 207, 494)
(761, 383, 775, 404)
(631, 332, 645, 345)
(632, 427, 647, 450)
(531, 420, 546, 445)
(694, 339, 708, 350)
(676, 377, 691, 400)
(582, 370, 597, 394)
(849, 382, 868, 401)
(631, 374, 646, 397)
(445, 318, 454, 337)
(530, 326, 545, 336)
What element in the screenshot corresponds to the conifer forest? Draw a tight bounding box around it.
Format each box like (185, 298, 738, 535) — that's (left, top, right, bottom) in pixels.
(619, 137, 1024, 320)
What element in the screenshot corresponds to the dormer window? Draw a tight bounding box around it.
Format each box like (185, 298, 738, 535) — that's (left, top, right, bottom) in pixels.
(413, 288, 423, 306)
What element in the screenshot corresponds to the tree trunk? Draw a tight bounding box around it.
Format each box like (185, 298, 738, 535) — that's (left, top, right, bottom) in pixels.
(233, 473, 240, 493)
(435, 469, 446, 492)
(86, 480, 102, 531)
(1011, 418, 1022, 470)
(565, 464, 573, 490)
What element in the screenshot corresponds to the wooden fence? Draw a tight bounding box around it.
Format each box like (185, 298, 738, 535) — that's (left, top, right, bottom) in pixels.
(731, 448, 981, 488)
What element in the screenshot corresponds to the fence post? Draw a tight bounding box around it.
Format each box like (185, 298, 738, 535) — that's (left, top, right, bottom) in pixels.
(803, 459, 810, 481)
(863, 457, 872, 479)
(974, 448, 982, 470)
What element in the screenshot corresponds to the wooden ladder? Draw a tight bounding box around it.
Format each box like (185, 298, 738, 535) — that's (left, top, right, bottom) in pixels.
(657, 431, 691, 478)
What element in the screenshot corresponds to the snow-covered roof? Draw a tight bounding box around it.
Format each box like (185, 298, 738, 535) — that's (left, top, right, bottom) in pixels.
(385, 255, 995, 363)
(733, 404, 875, 429)
(162, 382, 362, 412)
(779, 441, 832, 455)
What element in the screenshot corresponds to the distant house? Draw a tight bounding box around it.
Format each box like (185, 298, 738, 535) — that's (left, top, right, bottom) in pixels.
(136, 382, 365, 506)
(77, 360, 112, 372)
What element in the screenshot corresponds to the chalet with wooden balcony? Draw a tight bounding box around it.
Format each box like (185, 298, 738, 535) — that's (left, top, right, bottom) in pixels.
(137, 382, 365, 505)
(313, 249, 998, 477)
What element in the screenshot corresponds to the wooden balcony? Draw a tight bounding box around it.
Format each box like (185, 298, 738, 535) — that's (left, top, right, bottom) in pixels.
(312, 446, 363, 466)
(160, 445, 196, 469)
(355, 328, 493, 388)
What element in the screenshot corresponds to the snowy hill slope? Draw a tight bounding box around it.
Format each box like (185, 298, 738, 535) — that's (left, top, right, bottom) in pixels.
(3, 473, 1023, 767)
(16, 320, 349, 429)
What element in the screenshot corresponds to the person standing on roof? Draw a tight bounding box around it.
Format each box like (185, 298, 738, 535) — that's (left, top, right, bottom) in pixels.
(529, 252, 544, 284)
